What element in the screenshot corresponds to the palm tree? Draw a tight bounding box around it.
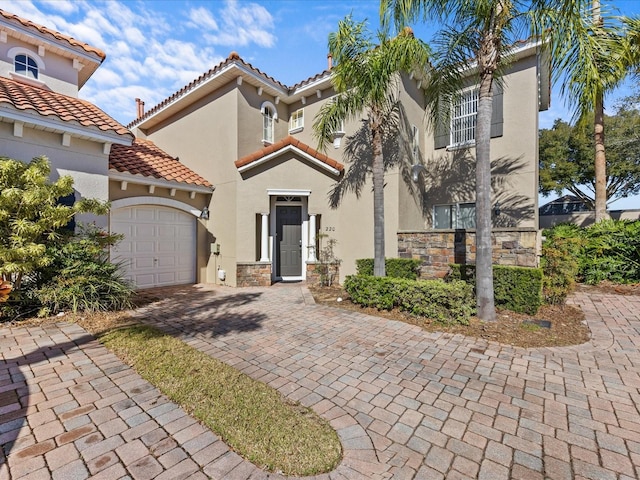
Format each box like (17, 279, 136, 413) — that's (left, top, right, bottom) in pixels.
(550, 1, 631, 222)
(381, 0, 600, 321)
(313, 16, 430, 277)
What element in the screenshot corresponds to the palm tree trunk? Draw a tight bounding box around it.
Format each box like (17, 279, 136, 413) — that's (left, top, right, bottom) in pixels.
(475, 73, 496, 322)
(371, 113, 386, 277)
(594, 90, 608, 222)
(593, 0, 608, 223)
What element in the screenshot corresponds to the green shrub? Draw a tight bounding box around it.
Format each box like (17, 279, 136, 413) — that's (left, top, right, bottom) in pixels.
(580, 219, 640, 284)
(447, 264, 543, 314)
(33, 225, 133, 315)
(355, 258, 422, 279)
(344, 275, 474, 325)
(541, 223, 583, 304)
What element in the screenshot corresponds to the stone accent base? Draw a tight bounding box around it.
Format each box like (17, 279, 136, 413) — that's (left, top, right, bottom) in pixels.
(237, 262, 272, 287)
(398, 229, 540, 279)
(306, 262, 340, 286)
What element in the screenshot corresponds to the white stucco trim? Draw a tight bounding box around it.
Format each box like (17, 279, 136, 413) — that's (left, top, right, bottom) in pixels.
(0, 108, 132, 145)
(238, 145, 341, 176)
(110, 196, 204, 218)
(109, 170, 214, 194)
(267, 189, 311, 197)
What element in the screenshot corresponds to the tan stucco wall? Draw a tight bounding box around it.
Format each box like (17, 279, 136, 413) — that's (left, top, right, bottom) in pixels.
(1, 122, 109, 227)
(0, 38, 80, 96)
(401, 54, 541, 231)
(138, 83, 239, 285)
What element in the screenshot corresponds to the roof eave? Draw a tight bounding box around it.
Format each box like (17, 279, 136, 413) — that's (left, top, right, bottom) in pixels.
(108, 170, 214, 193)
(237, 144, 342, 176)
(131, 62, 289, 131)
(0, 106, 133, 145)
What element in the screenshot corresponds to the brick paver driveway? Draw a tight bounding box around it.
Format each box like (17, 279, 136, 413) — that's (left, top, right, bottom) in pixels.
(1, 283, 640, 479)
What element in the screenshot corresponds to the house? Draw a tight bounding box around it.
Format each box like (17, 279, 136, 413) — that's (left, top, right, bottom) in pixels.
(129, 41, 549, 286)
(0, 9, 213, 289)
(539, 195, 640, 228)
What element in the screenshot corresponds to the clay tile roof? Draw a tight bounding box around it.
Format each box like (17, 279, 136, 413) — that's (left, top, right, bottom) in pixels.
(109, 138, 213, 188)
(0, 76, 131, 136)
(0, 9, 106, 60)
(235, 136, 344, 173)
(128, 53, 288, 128)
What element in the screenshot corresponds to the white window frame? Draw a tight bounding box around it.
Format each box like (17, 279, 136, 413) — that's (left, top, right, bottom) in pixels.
(411, 124, 419, 160)
(450, 87, 478, 147)
(261, 101, 277, 145)
(8, 47, 46, 86)
(433, 202, 476, 229)
(289, 108, 304, 133)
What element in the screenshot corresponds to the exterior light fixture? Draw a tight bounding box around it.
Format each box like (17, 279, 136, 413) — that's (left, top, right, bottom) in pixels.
(200, 206, 210, 220)
(411, 164, 426, 183)
(494, 202, 501, 216)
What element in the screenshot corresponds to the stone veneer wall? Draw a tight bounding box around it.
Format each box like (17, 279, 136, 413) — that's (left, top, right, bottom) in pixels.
(306, 262, 340, 286)
(398, 229, 540, 279)
(236, 262, 272, 287)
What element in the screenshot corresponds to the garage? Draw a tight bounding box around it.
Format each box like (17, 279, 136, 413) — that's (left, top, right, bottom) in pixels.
(111, 205, 196, 289)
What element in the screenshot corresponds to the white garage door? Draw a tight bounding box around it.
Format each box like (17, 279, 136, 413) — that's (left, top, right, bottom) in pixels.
(111, 206, 196, 289)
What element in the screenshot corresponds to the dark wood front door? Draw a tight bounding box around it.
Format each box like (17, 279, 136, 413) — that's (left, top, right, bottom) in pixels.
(276, 206, 302, 277)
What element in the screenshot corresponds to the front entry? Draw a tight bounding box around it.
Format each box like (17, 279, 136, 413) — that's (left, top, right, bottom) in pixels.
(276, 205, 302, 277)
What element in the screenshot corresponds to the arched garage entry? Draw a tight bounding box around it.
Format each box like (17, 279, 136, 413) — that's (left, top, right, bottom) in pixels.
(110, 197, 203, 289)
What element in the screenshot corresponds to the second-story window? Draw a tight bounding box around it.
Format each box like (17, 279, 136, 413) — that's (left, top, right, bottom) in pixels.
(451, 88, 478, 146)
(289, 108, 304, 133)
(15, 54, 39, 79)
(262, 106, 274, 144)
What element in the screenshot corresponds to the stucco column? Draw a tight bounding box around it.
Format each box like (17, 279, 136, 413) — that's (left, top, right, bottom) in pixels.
(308, 214, 317, 262)
(260, 213, 270, 262)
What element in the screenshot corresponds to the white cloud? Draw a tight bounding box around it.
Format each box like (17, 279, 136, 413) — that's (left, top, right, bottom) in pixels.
(39, 0, 78, 15)
(202, 0, 276, 48)
(187, 6, 218, 31)
(89, 67, 122, 88)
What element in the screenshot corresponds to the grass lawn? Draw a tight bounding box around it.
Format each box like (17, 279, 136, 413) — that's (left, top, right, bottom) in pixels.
(98, 323, 342, 476)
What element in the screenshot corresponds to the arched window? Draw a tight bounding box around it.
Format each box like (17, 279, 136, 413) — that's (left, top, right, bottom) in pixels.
(15, 54, 39, 79)
(261, 101, 277, 144)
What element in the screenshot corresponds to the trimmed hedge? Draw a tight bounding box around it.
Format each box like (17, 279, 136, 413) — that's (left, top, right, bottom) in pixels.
(447, 264, 543, 315)
(355, 258, 422, 279)
(344, 275, 474, 325)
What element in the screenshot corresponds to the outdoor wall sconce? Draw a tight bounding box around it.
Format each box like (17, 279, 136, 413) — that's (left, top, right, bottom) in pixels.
(200, 206, 210, 220)
(494, 202, 501, 216)
(411, 164, 426, 183)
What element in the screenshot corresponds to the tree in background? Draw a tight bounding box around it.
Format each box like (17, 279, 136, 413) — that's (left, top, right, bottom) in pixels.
(540, 96, 640, 208)
(551, 1, 640, 222)
(313, 16, 430, 277)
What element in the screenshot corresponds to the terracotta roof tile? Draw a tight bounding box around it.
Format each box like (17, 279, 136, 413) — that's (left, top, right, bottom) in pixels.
(0, 77, 131, 136)
(235, 136, 344, 173)
(0, 9, 106, 60)
(109, 138, 213, 188)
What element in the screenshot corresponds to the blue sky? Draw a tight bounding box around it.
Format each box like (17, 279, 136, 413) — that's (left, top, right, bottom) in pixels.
(4, 0, 640, 209)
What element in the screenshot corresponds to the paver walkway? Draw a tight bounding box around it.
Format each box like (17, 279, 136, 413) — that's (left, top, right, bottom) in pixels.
(1, 283, 639, 479)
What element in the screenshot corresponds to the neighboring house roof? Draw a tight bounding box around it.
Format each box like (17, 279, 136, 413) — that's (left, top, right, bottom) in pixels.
(235, 135, 344, 176)
(129, 52, 333, 131)
(0, 76, 132, 142)
(109, 138, 213, 188)
(539, 195, 591, 216)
